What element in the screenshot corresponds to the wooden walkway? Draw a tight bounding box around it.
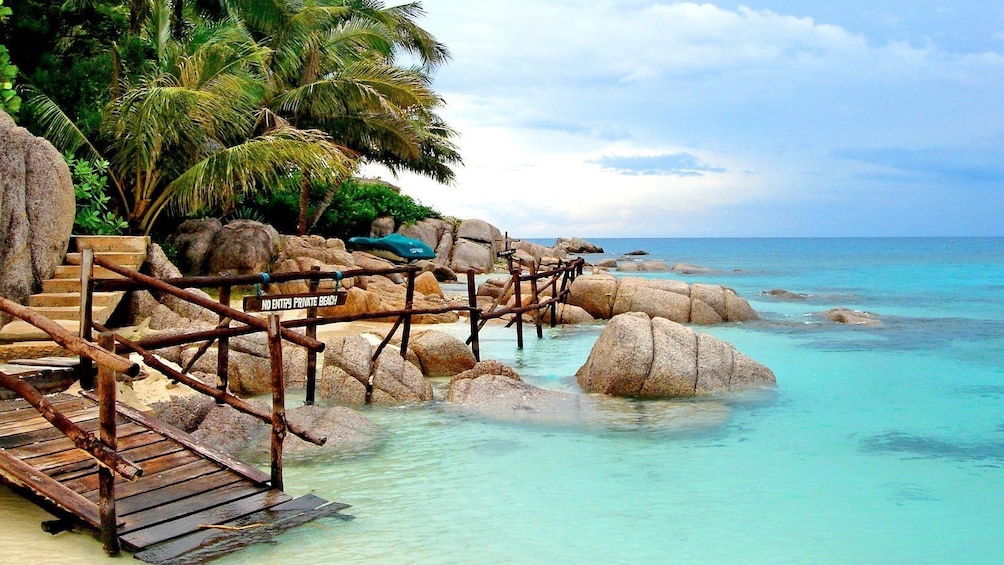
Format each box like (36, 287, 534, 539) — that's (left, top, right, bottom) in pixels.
(0, 391, 350, 563)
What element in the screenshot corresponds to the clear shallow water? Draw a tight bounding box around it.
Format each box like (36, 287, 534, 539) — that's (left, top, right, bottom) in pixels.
(6, 237, 1004, 563)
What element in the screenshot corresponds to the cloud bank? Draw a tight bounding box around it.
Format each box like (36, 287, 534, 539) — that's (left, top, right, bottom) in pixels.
(368, 1, 1004, 237)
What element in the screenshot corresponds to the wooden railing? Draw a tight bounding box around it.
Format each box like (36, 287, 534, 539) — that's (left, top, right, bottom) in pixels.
(0, 295, 142, 556)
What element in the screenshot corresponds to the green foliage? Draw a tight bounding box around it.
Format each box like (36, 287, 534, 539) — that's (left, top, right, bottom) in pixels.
(66, 154, 128, 235)
(0, 1, 21, 117)
(253, 177, 439, 240)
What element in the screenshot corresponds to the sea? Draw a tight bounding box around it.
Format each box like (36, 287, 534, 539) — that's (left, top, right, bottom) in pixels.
(3, 237, 1003, 563)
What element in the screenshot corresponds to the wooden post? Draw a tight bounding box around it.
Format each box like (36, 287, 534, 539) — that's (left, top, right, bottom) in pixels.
(96, 332, 120, 557)
(78, 248, 95, 389)
(216, 284, 230, 401)
(530, 264, 543, 339)
(466, 270, 480, 362)
(513, 270, 524, 349)
(400, 268, 416, 357)
(550, 267, 559, 328)
(267, 314, 286, 490)
(305, 266, 320, 405)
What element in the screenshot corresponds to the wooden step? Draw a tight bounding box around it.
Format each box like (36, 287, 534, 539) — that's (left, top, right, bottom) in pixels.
(65, 251, 146, 268)
(54, 265, 128, 280)
(74, 235, 150, 254)
(0, 319, 79, 343)
(23, 305, 112, 322)
(42, 279, 83, 293)
(29, 292, 123, 308)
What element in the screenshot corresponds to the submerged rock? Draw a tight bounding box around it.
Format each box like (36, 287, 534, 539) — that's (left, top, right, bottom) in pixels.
(823, 308, 883, 326)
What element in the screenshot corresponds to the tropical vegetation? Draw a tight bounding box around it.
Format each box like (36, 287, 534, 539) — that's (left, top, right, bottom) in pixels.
(3, 0, 460, 236)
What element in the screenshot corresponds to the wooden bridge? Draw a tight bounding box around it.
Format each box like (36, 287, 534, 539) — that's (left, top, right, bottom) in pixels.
(0, 235, 586, 561)
(0, 388, 348, 564)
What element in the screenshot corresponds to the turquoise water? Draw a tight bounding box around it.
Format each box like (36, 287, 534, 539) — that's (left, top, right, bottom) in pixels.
(215, 237, 1004, 564)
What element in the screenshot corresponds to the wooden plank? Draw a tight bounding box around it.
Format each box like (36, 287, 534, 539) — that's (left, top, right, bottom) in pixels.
(119, 489, 292, 549)
(115, 470, 248, 519)
(29, 430, 164, 474)
(132, 495, 351, 565)
(50, 436, 180, 482)
(0, 395, 86, 423)
(0, 405, 99, 437)
(9, 421, 143, 459)
(99, 396, 271, 485)
(119, 479, 266, 533)
(78, 459, 221, 499)
(0, 449, 101, 529)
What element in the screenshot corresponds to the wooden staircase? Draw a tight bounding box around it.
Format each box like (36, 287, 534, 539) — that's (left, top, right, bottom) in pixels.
(0, 236, 148, 347)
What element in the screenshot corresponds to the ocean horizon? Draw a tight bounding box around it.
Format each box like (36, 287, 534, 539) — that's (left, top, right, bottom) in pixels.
(3, 236, 1003, 563)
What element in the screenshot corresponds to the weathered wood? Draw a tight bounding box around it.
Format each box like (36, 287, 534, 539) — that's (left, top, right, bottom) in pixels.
(181, 317, 230, 375)
(305, 266, 320, 405)
(466, 270, 481, 362)
(119, 479, 267, 534)
(0, 371, 141, 480)
(74, 456, 212, 500)
(131, 495, 350, 565)
(119, 489, 292, 549)
(91, 256, 323, 353)
(0, 366, 77, 400)
(79, 248, 95, 388)
(0, 296, 139, 377)
(267, 315, 285, 491)
(514, 268, 524, 349)
(114, 469, 247, 519)
(96, 332, 120, 555)
(217, 285, 230, 399)
(400, 269, 416, 356)
(94, 265, 414, 291)
(0, 449, 102, 528)
(82, 391, 271, 485)
(93, 324, 325, 446)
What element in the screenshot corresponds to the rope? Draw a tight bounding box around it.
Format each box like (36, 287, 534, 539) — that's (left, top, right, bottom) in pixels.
(254, 272, 271, 297)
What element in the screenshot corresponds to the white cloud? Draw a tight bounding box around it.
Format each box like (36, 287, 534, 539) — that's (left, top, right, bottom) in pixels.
(385, 1, 1004, 236)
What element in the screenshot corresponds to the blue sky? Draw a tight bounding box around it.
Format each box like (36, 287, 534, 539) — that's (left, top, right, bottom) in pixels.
(366, 1, 1004, 237)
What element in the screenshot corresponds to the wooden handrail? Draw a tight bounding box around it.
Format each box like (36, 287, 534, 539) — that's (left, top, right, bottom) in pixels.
(93, 322, 326, 446)
(0, 369, 143, 481)
(91, 257, 324, 352)
(0, 296, 140, 377)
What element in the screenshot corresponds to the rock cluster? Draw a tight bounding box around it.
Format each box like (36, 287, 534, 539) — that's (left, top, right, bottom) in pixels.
(169, 218, 281, 276)
(576, 312, 775, 398)
(567, 274, 757, 324)
(0, 111, 75, 325)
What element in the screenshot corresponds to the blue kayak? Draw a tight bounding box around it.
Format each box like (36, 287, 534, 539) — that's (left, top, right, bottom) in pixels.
(348, 233, 437, 262)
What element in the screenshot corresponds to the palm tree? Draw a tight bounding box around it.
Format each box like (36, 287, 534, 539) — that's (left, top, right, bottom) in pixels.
(27, 0, 460, 235)
(30, 5, 355, 234)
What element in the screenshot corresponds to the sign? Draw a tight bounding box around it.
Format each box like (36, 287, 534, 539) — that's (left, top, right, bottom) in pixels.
(243, 292, 346, 312)
(497, 249, 516, 258)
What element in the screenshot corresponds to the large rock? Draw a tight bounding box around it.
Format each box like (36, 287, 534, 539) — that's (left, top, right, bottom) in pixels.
(193, 401, 269, 455)
(567, 273, 619, 319)
(279, 235, 354, 268)
(370, 216, 395, 237)
(568, 274, 758, 324)
(555, 237, 604, 254)
(408, 330, 476, 377)
(321, 335, 432, 404)
(0, 111, 75, 324)
(457, 219, 501, 248)
(576, 312, 775, 397)
(204, 219, 281, 276)
(449, 239, 494, 274)
(822, 308, 883, 326)
(168, 218, 222, 274)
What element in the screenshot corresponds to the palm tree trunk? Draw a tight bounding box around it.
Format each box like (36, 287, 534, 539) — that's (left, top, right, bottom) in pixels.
(297, 175, 310, 236)
(305, 180, 343, 234)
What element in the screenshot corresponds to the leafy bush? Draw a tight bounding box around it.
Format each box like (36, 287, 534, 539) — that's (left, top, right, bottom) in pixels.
(253, 177, 440, 239)
(66, 154, 128, 235)
(0, 1, 21, 117)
